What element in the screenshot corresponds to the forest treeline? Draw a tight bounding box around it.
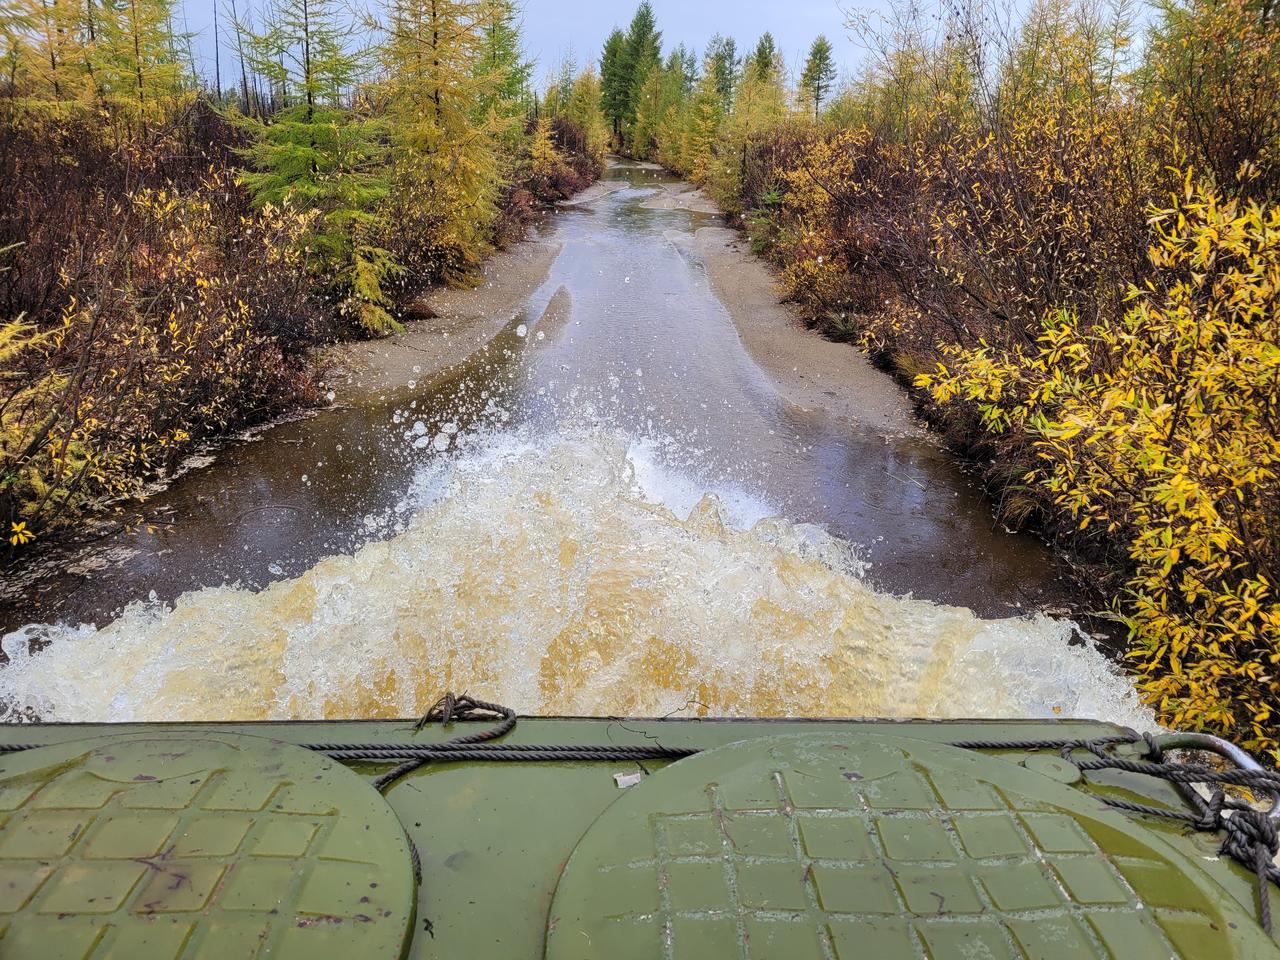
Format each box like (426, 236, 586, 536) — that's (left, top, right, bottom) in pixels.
(0, 0, 608, 562)
(596, 0, 1279, 757)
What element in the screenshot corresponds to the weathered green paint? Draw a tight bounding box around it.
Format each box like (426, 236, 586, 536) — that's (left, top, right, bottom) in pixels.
(0, 734, 416, 959)
(0, 718, 1275, 959)
(546, 734, 1272, 958)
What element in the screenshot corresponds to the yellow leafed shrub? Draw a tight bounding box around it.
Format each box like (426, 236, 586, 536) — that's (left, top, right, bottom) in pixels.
(0, 170, 323, 557)
(919, 173, 1280, 758)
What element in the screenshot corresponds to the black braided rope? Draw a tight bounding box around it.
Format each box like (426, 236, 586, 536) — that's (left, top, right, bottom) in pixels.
(955, 731, 1280, 934)
(335, 745, 702, 763)
(323, 744, 700, 762)
(369, 693, 518, 791)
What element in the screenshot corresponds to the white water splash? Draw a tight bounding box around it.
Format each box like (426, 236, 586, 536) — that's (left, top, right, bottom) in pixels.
(0, 430, 1150, 727)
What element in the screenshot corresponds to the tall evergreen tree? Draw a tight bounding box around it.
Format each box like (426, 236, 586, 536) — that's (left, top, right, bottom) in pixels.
(599, 26, 626, 141)
(748, 32, 778, 81)
(239, 0, 393, 333)
(706, 33, 739, 107)
(800, 35, 836, 118)
(620, 0, 660, 147)
(713, 34, 787, 204)
(476, 0, 529, 120)
(667, 42, 694, 94)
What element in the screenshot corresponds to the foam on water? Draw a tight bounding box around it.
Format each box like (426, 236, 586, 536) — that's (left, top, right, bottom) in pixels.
(0, 430, 1150, 727)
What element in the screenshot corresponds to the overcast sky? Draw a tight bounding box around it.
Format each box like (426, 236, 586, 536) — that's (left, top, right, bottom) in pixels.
(181, 0, 872, 89)
(517, 0, 866, 82)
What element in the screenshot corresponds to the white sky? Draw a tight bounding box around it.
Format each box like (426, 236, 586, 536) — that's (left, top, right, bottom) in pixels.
(180, 0, 878, 89)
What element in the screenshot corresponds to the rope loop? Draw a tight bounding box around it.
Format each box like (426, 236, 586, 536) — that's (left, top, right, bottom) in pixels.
(1197, 790, 1226, 832)
(1217, 807, 1280, 934)
(1049, 731, 1278, 935)
(413, 692, 516, 737)
(375, 692, 517, 791)
(1141, 731, 1163, 762)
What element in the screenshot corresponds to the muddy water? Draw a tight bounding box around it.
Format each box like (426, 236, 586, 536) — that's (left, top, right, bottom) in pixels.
(0, 164, 1148, 726)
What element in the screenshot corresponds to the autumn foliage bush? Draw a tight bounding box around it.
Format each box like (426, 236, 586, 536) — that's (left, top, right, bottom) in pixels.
(0, 103, 606, 560)
(919, 178, 1279, 757)
(0, 113, 326, 560)
(714, 0, 1280, 754)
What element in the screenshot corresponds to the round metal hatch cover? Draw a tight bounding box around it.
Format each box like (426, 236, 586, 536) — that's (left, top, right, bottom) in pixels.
(0, 734, 416, 959)
(545, 734, 1275, 960)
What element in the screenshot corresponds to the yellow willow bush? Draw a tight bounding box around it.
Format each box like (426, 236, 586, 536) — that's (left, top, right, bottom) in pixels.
(919, 174, 1280, 758)
(915, 97, 1152, 342)
(1, 173, 320, 555)
(766, 127, 926, 346)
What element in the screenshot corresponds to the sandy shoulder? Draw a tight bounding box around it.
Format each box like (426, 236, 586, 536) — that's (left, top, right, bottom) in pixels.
(323, 235, 562, 399)
(559, 178, 628, 208)
(640, 181, 721, 215)
(691, 225, 922, 438)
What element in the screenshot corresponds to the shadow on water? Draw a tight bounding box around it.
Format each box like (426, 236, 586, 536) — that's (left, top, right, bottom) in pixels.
(0, 162, 1079, 633)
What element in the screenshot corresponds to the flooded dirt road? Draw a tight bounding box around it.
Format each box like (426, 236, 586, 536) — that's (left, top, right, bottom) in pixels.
(0, 163, 1146, 727)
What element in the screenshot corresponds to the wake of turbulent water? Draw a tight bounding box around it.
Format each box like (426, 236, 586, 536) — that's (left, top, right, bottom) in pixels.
(0, 429, 1149, 727)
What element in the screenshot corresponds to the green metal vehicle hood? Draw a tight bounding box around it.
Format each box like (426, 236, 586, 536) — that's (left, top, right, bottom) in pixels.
(0, 717, 1275, 959)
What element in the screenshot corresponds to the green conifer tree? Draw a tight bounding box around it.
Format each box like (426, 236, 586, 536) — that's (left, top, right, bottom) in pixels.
(599, 27, 626, 143)
(706, 33, 739, 108)
(711, 33, 787, 206)
(800, 34, 836, 118)
(239, 0, 394, 334)
(476, 0, 529, 121)
(380, 0, 510, 288)
(620, 0, 660, 150)
(748, 32, 778, 82)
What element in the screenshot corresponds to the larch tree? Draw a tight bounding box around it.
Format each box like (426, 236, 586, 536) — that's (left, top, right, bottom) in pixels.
(239, 0, 395, 334)
(380, 0, 511, 288)
(632, 56, 680, 161)
(565, 66, 608, 163)
(10, 0, 90, 112)
(680, 55, 723, 183)
(542, 52, 574, 116)
(3, 0, 191, 125)
(0, 0, 28, 93)
(800, 35, 836, 118)
(96, 0, 188, 126)
(528, 113, 560, 181)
